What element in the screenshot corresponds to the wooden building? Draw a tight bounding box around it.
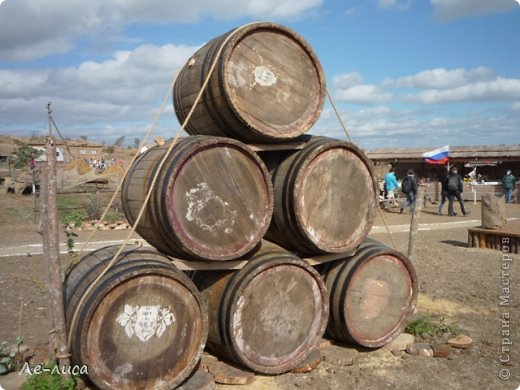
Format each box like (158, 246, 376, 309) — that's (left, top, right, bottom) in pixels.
(368, 145, 520, 181)
(27, 139, 104, 162)
(368, 144, 520, 203)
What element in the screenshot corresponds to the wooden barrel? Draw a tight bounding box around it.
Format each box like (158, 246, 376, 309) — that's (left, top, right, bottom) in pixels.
(191, 241, 328, 374)
(121, 136, 273, 261)
(263, 136, 378, 255)
(64, 245, 208, 389)
(173, 22, 326, 143)
(318, 238, 418, 348)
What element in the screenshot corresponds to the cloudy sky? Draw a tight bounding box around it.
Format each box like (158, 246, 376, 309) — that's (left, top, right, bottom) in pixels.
(0, 0, 519, 150)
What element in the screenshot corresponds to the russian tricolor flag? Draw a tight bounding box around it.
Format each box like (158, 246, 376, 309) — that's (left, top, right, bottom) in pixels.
(423, 145, 449, 165)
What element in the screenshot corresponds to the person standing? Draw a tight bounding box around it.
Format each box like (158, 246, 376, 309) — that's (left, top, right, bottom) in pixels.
(384, 167, 399, 207)
(502, 170, 517, 203)
(446, 167, 469, 216)
(437, 168, 449, 215)
(400, 169, 418, 214)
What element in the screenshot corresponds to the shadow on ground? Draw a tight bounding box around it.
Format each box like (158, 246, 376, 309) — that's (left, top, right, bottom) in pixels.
(440, 240, 468, 248)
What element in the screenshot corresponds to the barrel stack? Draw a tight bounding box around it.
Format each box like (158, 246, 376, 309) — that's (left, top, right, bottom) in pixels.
(66, 21, 418, 387)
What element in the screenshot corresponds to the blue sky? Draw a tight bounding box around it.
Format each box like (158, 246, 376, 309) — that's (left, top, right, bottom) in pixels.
(0, 0, 519, 150)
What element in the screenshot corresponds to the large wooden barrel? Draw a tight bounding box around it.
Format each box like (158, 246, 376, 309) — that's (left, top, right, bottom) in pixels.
(191, 241, 328, 374)
(173, 22, 326, 143)
(64, 246, 208, 389)
(263, 136, 378, 255)
(318, 238, 418, 348)
(121, 136, 273, 261)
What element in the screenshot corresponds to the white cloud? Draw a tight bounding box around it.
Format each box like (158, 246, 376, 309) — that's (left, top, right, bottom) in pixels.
(311, 102, 519, 150)
(377, 0, 412, 11)
(318, 67, 520, 149)
(332, 72, 392, 104)
(382, 67, 520, 105)
(407, 77, 520, 104)
(332, 72, 363, 89)
(0, 43, 198, 142)
(0, 0, 323, 61)
(333, 68, 520, 108)
(390, 67, 493, 89)
(336, 85, 392, 104)
(430, 0, 517, 21)
(429, 117, 448, 126)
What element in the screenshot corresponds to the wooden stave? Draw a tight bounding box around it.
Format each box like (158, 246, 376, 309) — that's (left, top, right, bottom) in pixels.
(64, 246, 209, 390)
(318, 238, 418, 348)
(173, 22, 326, 143)
(191, 242, 329, 374)
(122, 139, 201, 258)
(121, 136, 274, 261)
(264, 136, 378, 255)
(121, 142, 187, 258)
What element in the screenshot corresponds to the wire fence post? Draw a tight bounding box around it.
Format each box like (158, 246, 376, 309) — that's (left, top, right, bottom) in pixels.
(407, 184, 425, 261)
(43, 107, 71, 374)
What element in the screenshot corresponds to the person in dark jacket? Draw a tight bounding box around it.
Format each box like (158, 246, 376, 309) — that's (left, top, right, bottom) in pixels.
(502, 170, 516, 203)
(446, 167, 469, 216)
(400, 169, 418, 214)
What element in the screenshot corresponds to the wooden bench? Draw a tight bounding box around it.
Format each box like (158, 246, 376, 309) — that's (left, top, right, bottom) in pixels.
(467, 220, 520, 253)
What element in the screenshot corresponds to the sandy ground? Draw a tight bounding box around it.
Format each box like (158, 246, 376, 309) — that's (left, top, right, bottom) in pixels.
(0, 193, 519, 389)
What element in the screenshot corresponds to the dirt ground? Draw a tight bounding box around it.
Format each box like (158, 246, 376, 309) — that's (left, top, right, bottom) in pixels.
(0, 193, 518, 389)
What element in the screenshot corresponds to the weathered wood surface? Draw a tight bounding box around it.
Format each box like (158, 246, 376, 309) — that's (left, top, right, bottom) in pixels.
(45, 136, 71, 369)
(173, 22, 326, 143)
(121, 136, 273, 261)
(319, 238, 418, 348)
(168, 247, 358, 271)
(206, 361, 255, 385)
(467, 220, 520, 253)
(191, 241, 328, 374)
(177, 370, 216, 390)
(290, 349, 323, 373)
(247, 141, 307, 152)
(64, 246, 208, 389)
(263, 136, 378, 255)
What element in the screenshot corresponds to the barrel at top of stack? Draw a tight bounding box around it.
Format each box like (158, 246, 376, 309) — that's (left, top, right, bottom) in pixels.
(173, 21, 326, 143)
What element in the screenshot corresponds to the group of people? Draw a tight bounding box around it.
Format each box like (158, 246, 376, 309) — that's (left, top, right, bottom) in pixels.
(383, 166, 517, 215)
(383, 168, 420, 214)
(384, 168, 429, 215)
(87, 157, 116, 170)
